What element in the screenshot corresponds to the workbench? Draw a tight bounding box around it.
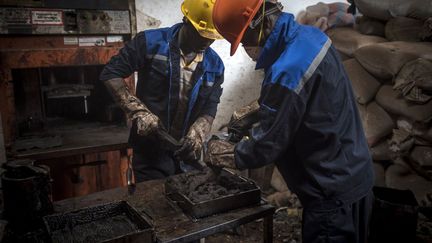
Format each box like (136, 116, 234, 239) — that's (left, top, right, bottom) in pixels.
(54, 177, 276, 243)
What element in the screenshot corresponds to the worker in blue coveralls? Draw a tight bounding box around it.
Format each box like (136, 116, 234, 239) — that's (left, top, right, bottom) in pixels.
(206, 0, 374, 242)
(100, 0, 224, 182)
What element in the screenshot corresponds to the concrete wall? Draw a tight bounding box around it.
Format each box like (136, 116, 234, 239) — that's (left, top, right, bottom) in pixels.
(135, 0, 346, 131)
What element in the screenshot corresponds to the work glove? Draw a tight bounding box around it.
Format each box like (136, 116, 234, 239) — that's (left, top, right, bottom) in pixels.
(175, 116, 213, 163)
(227, 100, 260, 142)
(204, 138, 237, 169)
(174, 116, 213, 163)
(104, 78, 161, 136)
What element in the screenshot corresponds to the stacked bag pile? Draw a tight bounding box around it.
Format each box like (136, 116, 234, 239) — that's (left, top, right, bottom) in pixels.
(324, 0, 432, 205)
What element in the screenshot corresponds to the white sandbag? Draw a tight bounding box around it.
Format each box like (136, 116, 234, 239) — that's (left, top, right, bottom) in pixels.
(410, 146, 432, 167)
(326, 27, 387, 57)
(376, 85, 432, 122)
(394, 58, 432, 104)
(358, 102, 394, 146)
(394, 118, 432, 146)
(389, 127, 415, 155)
(354, 41, 432, 79)
(354, 0, 432, 21)
(343, 59, 381, 104)
(355, 16, 386, 37)
(385, 17, 424, 42)
(298, 2, 355, 32)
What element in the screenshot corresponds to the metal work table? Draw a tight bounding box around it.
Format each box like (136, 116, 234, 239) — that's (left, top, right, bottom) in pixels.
(11, 123, 129, 160)
(55, 177, 275, 243)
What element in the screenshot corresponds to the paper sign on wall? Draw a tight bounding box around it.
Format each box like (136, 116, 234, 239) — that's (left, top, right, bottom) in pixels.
(31, 10, 63, 25)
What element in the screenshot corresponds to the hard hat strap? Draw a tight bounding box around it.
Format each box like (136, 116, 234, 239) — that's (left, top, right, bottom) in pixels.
(249, 1, 283, 29)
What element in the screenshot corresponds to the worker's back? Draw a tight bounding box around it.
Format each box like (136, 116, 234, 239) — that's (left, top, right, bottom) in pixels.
(277, 44, 374, 209)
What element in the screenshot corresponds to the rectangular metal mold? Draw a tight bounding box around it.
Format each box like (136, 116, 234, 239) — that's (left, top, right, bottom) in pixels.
(165, 169, 261, 219)
(43, 201, 154, 243)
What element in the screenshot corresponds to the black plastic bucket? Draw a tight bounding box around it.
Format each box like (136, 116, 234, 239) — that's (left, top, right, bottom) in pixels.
(1, 160, 53, 233)
(369, 186, 418, 243)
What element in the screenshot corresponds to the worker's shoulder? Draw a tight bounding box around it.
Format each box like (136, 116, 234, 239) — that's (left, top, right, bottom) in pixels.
(203, 47, 225, 74)
(139, 26, 173, 42)
(267, 30, 331, 93)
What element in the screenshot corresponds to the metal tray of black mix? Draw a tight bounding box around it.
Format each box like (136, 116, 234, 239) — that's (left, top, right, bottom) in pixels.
(165, 168, 261, 218)
(43, 201, 154, 243)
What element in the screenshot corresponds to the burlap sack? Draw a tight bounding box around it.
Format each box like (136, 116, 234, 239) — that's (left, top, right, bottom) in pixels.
(394, 58, 432, 104)
(371, 139, 393, 161)
(271, 167, 289, 192)
(354, 0, 432, 21)
(343, 59, 381, 104)
(420, 17, 432, 41)
(385, 17, 424, 42)
(355, 16, 386, 37)
(338, 53, 352, 61)
(354, 41, 432, 79)
(358, 102, 394, 146)
(413, 126, 432, 144)
(326, 27, 387, 57)
(410, 146, 432, 167)
(376, 85, 432, 122)
(385, 160, 432, 202)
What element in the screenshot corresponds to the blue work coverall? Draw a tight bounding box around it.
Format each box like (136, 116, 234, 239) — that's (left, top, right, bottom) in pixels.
(100, 24, 225, 181)
(235, 13, 374, 242)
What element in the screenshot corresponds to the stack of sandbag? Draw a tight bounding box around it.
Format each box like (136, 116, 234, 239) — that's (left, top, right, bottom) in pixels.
(354, 0, 432, 21)
(322, 1, 432, 199)
(354, 0, 432, 42)
(295, 1, 432, 202)
(296, 2, 355, 32)
(326, 27, 387, 60)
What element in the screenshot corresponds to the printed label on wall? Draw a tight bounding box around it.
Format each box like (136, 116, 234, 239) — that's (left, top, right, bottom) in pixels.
(79, 36, 106, 46)
(64, 36, 78, 45)
(31, 10, 63, 25)
(106, 35, 123, 43)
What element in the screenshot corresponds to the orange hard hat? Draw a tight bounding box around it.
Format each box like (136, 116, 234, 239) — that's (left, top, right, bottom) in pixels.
(213, 0, 264, 56)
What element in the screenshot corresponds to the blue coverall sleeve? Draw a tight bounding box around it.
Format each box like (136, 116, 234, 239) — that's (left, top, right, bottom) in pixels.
(200, 73, 224, 118)
(99, 32, 147, 81)
(234, 82, 307, 170)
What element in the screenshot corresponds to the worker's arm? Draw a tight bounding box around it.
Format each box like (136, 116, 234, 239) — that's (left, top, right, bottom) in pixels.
(234, 82, 307, 170)
(227, 99, 260, 142)
(99, 32, 147, 81)
(100, 32, 162, 136)
(175, 71, 224, 162)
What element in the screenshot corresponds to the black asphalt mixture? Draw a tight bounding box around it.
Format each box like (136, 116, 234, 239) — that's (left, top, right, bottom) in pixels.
(166, 169, 256, 203)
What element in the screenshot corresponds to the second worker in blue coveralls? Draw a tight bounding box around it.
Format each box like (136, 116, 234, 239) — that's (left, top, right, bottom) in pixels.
(207, 0, 374, 242)
(100, 0, 224, 182)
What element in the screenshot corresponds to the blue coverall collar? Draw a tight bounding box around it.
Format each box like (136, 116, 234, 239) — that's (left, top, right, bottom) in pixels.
(255, 13, 300, 70)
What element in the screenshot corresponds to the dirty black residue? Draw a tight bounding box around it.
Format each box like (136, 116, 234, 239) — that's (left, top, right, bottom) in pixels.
(44, 201, 152, 243)
(50, 213, 138, 242)
(166, 169, 256, 203)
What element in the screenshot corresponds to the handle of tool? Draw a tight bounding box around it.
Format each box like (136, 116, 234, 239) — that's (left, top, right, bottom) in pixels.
(126, 155, 136, 194)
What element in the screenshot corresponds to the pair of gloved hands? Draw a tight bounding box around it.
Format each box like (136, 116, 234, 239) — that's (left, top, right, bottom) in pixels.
(136, 110, 240, 169)
(104, 78, 238, 169)
(134, 111, 212, 163)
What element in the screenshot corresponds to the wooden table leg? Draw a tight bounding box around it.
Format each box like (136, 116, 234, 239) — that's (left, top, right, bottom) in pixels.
(263, 214, 273, 243)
